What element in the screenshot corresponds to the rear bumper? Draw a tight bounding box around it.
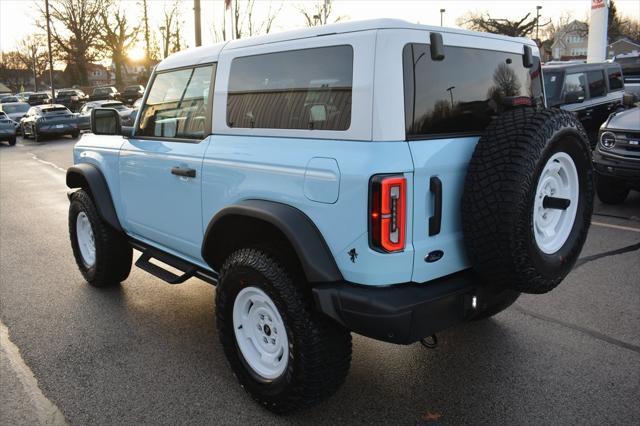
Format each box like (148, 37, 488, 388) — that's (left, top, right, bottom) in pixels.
(313, 270, 477, 344)
(37, 123, 78, 135)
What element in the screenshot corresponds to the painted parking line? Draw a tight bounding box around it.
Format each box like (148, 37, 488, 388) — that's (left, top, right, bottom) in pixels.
(0, 321, 67, 425)
(591, 221, 640, 233)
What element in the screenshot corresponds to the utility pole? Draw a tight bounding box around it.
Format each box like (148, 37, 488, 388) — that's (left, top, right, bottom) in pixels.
(324, 0, 329, 24)
(45, 0, 55, 99)
(440, 8, 445, 27)
(536, 5, 542, 41)
(194, 0, 202, 47)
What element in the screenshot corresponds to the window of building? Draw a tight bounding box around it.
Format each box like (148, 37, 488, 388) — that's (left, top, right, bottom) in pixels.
(403, 44, 543, 138)
(137, 64, 214, 140)
(226, 45, 353, 131)
(607, 67, 624, 91)
(587, 70, 606, 97)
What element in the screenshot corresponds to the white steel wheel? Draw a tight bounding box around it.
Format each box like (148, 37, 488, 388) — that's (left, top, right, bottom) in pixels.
(76, 211, 96, 267)
(233, 286, 289, 380)
(533, 152, 579, 254)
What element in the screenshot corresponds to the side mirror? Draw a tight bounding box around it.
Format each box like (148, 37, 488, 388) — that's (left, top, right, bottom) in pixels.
(429, 32, 445, 61)
(564, 92, 585, 104)
(623, 92, 637, 107)
(91, 108, 121, 135)
(523, 45, 533, 68)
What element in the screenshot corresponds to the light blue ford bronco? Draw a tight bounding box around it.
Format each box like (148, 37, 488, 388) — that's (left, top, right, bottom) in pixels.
(66, 20, 593, 413)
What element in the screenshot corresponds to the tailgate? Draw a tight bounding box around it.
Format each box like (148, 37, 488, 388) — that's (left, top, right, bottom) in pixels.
(408, 137, 477, 283)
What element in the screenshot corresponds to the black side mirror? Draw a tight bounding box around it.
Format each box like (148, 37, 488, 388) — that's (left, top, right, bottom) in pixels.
(430, 32, 445, 61)
(523, 45, 533, 68)
(91, 108, 121, 135)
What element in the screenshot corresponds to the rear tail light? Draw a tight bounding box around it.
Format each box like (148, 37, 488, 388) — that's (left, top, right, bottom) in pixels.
(369, 174, 407, 252)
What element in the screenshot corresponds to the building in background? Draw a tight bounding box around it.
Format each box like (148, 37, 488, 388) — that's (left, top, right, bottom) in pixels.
(608, 37, 640, 58)
(551, 21, 589, 60)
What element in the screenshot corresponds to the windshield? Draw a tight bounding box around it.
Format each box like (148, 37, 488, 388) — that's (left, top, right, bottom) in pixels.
(124, 86, 141, 92)
(32, 94, 49, 99)
(94, 88, 111, 95)
(58, 91, 75, 96)
(543, 71, 563, 105)
(2, 104, 29, 114)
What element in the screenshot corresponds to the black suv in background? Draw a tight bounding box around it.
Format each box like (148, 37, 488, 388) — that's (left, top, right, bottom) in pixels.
(120, 85, 144, 105)
(89, 86, 120, 101)
(28, 92, 53, 106)
(55, 89, 88, 112)
(543, 62, 625, 146)
(594, 107, 640, 204)
(614, 53, 640, 98)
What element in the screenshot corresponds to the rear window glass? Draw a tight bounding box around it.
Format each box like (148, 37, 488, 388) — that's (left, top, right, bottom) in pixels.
(43, 107, 70, 114)
(403, 44, 543, 138)
(586, 70, 606, 97)
(607, 68, 624, 91)
(1, 104, 29, 113)
(227, 45, 353, 131)
(564, 73, 587, 101)
(58, 91, 75, 96)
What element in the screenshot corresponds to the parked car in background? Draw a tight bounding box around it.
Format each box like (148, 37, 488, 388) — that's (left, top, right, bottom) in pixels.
(613, 52, 640, 98)
(543, 62, 625, 146)
(1, 95, 20, 103)
(0, 102, 30, 134)
(17, 91, 34, 102)
(594, 107, 640, 204)
(55, 89, 88, 112)
(120, 85, 144, 105)
(77, 100, 134, 131)
(21, 104, 79, 142)
(89, 86, 119, 101)
(28, 92, 53, 106)
(0, 111, 17, 145)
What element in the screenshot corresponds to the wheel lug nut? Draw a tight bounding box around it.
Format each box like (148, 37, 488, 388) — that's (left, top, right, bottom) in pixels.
(257, 324, 262, 330)
(270, 338, 276, 344)
(263, 337, 268, 343)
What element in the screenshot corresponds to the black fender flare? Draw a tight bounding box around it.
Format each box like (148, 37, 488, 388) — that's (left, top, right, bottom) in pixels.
(66, 163, 122, 232)
(202, 200, 343, 283)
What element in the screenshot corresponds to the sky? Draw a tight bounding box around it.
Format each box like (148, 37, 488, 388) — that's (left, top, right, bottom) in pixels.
(1, 0, 639, 58)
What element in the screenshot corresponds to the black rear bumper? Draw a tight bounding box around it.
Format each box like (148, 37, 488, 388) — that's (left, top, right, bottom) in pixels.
(313, 271, 478, 344)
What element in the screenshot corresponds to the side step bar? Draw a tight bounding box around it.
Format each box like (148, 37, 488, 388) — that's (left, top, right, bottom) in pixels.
(130, 240, 218, 285)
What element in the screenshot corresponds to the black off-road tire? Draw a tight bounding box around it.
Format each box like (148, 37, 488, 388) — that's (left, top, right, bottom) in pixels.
(462, 108, 593, 294)
(71, 130, 80, 139)
(8, 136, 16, 146)
(21, 124, 30, 139)
(68, 189, 132, 287)
(595, 174, 629, 205)
(216, 248, 352, 414)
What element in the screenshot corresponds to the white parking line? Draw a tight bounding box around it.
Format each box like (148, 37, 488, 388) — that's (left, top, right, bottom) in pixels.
(30, 153, 66, 173)
(0, 321, 67, 425)
(591, 221, 640, 233)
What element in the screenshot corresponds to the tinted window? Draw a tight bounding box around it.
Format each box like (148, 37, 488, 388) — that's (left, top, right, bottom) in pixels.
(564, 73, 586, 101)
(227, 45, 353, 131)
(607, 67, 623, 91)
(137, 64, 214, 139)
(586, 70, 606, 97)
(403, 44, 543, 137)
(1, 104, 29, 113)
(543, 71, 563, 105)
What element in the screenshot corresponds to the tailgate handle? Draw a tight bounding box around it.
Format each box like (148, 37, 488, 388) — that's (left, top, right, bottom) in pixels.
(429, 176, 442, 236)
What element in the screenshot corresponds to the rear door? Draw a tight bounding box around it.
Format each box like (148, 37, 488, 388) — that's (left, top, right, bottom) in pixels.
(119, 64, 216, 261)
(403, 42, 544, 283)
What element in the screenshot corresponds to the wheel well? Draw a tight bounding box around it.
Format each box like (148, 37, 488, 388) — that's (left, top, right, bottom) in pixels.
(204, 215, 305, 280)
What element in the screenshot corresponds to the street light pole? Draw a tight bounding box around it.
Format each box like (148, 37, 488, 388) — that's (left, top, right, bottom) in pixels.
(536, 5, 542, 42)
(440, 9, 445, 27)
(45, 0, 55, 99)
(194, 0, 202, 47)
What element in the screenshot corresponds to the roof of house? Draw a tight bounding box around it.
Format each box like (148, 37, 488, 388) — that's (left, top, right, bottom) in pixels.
(156, 18, 538, 71)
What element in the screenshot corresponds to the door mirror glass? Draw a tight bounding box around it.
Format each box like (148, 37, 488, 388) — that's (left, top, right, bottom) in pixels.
(91, 108, 121, 135)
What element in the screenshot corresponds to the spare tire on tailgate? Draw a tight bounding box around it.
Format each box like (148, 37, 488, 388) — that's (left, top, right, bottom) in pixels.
(462, 108, 593, 294)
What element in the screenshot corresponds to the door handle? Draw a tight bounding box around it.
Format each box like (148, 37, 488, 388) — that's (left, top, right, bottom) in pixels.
(171, 167, 196, 178)
(428, 176, 442, 236)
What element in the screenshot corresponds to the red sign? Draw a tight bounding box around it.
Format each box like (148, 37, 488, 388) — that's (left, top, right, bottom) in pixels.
(592, 0, 606, 9)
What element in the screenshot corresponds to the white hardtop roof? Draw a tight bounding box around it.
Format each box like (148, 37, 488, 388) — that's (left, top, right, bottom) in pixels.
(155, 18, 536, 71)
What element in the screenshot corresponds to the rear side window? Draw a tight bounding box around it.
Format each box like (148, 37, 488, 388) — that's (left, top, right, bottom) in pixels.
(564, 73, 587, 100)
(403, 44, 543, 138)
(137, 64, 214, 140)
(586, 70, 606, 98)
(227, 45, 353, 131)
(607, 67, 623, 91)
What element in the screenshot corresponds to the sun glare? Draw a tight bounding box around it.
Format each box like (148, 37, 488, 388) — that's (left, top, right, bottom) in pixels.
(128, 46, 146, 61)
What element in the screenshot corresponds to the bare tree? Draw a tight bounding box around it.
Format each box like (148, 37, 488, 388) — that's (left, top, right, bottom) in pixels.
(457, 12, 550, 38)
(540, 11, 574, 43)
(16, 35, 49, 91)
(37, 0, 108, 86)
(160, 2, 178, 58)
(99, 8, 139, 87)
(299, 0, 345, 27)
(139, 0, 154, 73)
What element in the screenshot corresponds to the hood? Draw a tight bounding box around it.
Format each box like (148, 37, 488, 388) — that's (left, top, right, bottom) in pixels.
(605, 107, 640, 131)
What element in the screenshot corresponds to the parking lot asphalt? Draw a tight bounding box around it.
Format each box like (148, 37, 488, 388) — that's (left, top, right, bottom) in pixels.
(1, 135, 639, 425)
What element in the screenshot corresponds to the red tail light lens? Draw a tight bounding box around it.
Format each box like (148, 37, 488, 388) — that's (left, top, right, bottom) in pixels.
(369, 174, 406, 252)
